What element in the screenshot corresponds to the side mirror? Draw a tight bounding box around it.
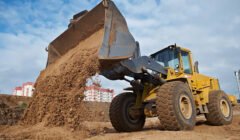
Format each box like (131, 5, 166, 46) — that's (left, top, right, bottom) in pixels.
(194, 61, 199, 73)
(175, 64, 179, 69)
(174, 64, 180, 73)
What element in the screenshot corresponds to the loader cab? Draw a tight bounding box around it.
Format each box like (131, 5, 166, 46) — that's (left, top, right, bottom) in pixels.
(151, 45, 194, 75)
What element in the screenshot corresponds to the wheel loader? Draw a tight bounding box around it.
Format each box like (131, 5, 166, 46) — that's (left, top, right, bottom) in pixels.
(45, 0, 237, 131)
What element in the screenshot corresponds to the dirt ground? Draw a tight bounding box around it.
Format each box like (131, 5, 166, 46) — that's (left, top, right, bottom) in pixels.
(0, 106, 239, 140)
(0, 94, 31, 125)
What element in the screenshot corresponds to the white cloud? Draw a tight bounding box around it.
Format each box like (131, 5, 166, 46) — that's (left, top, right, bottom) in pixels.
(0, 0, 94, 93)
(114, 0, 240, 96)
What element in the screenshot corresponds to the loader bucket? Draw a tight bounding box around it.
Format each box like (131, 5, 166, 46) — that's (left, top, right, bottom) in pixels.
(47, 0, 139, 66)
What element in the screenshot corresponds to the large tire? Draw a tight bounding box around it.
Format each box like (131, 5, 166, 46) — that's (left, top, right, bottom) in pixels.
(205, 90, 233, 125)
(109, 92, 145, 132)
(156, 81, 196, 130)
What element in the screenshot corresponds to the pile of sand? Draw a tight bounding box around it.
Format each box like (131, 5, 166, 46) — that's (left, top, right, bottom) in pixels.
(22, 29, 105, 130)
(0, 94, 30, 125)
(0, 102, 23, 125)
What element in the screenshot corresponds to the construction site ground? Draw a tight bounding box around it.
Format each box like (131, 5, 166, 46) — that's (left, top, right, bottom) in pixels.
(0, 94, 239, 140)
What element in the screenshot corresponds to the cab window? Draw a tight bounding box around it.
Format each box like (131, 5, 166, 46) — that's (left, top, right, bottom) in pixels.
(181, 51, 192, 74)
(153, 49, 179, 70)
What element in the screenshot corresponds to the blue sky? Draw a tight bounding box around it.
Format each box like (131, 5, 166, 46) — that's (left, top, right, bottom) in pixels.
(0, 0, 240, 98)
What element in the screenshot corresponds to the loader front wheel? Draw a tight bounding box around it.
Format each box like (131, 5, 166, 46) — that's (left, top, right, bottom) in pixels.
(205, 90, 233, 125)
(109, 92, 145, 132)
(156, 81, 196, 130)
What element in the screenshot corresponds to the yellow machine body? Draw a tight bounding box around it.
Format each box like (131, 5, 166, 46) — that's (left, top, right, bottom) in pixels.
(141, 46, 237, 115)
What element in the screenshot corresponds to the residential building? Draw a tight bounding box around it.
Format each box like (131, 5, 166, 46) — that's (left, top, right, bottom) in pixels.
(84, 85, 115, 102)
(13, 82, 34, 97)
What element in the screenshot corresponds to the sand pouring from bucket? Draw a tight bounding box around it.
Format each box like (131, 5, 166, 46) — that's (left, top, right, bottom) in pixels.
(46, 0, 139, 66)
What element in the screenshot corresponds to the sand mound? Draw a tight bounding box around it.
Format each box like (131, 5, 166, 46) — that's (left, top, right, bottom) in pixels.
(22, 29, 104, 130)
(0, 102, 23, 125)
(0, 94, 30, 125)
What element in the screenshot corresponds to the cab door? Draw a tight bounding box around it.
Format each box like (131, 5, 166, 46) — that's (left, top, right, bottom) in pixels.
(181, 51, 193, 75)
(180, 50, 198, 91)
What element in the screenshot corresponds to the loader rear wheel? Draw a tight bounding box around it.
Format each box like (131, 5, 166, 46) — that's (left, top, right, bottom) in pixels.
(205, 90, 233, 125)
(109, 92, 145, 132)
(156, 81, 196, 130)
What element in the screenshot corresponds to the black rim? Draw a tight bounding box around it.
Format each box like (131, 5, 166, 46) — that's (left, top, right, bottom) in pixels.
(125, 102, 140, 124)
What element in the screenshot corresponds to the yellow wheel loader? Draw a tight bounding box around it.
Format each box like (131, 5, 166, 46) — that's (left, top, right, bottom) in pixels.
(45, 0, 237, 131)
